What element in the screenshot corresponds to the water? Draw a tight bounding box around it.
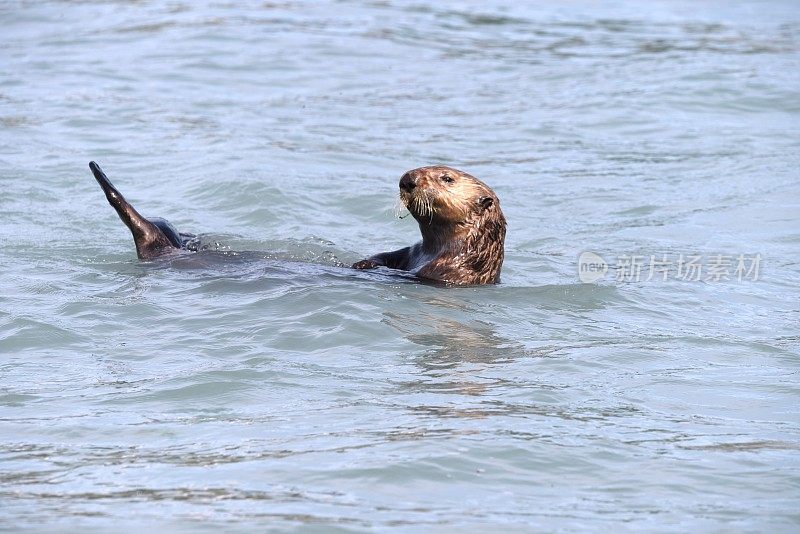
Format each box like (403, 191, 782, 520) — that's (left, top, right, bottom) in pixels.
(1, 0, 799, 530)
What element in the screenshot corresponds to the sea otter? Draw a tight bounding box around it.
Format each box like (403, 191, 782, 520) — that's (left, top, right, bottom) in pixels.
(89, 162, 506, 285)
(353, 166, 506, 285)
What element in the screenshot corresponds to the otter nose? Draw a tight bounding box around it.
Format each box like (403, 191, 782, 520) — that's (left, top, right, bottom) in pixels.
(399, 172, 416, 192)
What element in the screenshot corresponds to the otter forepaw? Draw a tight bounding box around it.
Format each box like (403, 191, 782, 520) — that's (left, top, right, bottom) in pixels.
(352, 258, 380, 270)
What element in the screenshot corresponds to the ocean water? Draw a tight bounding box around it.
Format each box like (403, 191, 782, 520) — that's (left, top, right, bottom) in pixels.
(1, 0, 799, 530)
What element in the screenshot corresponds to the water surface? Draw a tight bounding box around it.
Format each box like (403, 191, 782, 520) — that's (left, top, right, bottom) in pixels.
(1, 0, 799, 530)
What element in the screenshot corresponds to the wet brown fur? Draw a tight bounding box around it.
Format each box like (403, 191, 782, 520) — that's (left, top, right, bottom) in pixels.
(353, 166, 506, 285)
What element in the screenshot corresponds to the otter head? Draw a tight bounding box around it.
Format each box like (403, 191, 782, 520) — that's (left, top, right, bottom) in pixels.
(399, 166, 500, 229)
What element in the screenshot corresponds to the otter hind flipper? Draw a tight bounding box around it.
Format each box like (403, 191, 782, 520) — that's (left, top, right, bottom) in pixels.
(89, 161, 182, 260)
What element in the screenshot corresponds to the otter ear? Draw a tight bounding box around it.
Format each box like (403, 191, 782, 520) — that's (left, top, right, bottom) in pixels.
(479, 196, 494, 211)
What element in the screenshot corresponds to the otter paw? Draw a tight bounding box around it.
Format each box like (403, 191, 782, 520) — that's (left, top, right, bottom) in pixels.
(352, 259, 380, 270)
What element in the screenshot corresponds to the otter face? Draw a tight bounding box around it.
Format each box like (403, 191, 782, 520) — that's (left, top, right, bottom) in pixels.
(399, 165, 497, 226)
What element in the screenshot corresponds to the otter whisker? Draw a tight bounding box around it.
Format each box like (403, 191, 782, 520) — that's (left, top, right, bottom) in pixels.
(394, 195, 410, 219)
(413, 195, 425, 217)
(423, 193, 435, 225)
(404, 189, 438, 224)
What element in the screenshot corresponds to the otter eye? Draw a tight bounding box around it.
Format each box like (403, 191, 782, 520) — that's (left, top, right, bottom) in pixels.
(440, 173, 454, 183)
